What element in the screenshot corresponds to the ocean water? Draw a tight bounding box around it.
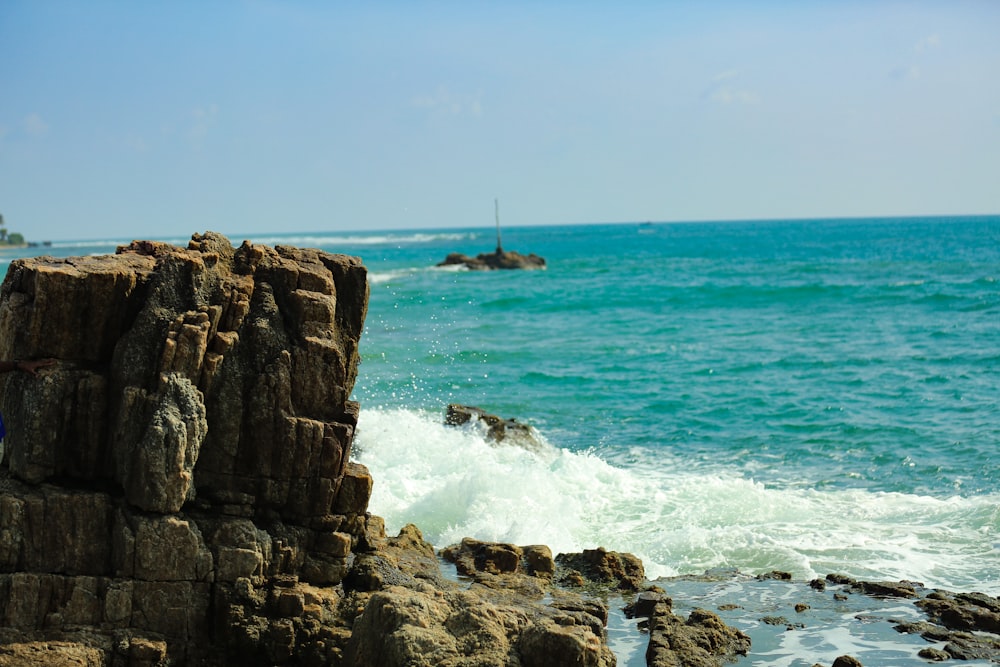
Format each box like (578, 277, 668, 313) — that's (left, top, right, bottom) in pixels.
(349, 216, 1000, 598)
(3, 218, 998, 600)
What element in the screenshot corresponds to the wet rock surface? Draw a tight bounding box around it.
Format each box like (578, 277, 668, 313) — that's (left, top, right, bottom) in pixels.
(347, 530, 620, 667)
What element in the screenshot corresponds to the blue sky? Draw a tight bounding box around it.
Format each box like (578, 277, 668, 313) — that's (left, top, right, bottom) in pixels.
(1, 1, 998, 241)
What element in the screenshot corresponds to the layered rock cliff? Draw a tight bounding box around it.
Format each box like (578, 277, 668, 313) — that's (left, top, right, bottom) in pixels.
(0, 233, 372, 664)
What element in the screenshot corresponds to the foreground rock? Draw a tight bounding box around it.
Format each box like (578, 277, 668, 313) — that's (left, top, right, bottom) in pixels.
(0, 233, 373, 663)
(645, 605, 751, 667)
(349, 532, 619, 667)
(438, 249, 546, 271)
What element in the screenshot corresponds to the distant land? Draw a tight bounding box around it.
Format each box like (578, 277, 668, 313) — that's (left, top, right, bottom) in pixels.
(0, 214, 50, 248)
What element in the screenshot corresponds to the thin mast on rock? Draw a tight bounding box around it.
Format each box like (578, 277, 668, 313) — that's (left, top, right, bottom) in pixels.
(495, 198, 503, 254)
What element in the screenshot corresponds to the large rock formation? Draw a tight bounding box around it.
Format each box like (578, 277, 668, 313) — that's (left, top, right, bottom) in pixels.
(0, 233, 371, 664)
(0, 232, 667, 667)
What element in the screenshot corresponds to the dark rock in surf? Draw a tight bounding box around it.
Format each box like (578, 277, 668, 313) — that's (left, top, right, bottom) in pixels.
(445, 403, 546, 452)
(437, 249, 546, 271)
(916, 589, 1000, 633)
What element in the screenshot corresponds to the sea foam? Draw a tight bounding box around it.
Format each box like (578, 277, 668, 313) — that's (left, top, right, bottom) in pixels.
(354, 407, 1000, 594)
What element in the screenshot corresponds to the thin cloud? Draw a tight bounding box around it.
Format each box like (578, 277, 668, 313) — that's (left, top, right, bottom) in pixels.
(126, 134, 149, 153)
(889, 65, 921, 81)
(411, 86, 483, 117)
(190, 104, 219, 140)
(23, 113, 49, 136)
(915, 34, 941, 53)
(702, 70, 759, 105)
(712, 70, 741, 84)
(889, 34, 939, 82)
(711, 89, 760, 105)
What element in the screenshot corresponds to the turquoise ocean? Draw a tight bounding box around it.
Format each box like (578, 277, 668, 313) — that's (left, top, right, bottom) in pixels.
(4, 217, 998, 600)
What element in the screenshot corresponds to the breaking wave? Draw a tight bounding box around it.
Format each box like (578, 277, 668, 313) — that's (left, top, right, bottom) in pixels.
(353, 407, 1000, 595)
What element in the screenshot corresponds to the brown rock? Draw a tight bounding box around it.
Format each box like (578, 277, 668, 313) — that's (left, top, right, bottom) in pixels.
(556, 547, 646, 591)
(646, 604, 751, 667)
(624, 590, 672, 618)
(917, 647, 950, 661)
(114, 373, 207, 513)
(832, 656, 863, 667)
(442, 537, 524, 576)
(0, 483, 113, 575)
(0, 233, 370, 663)
(441, 537, 557, 581)
(855, 580, 918, 599)
(346, 585, 613, 667)
(917, 590, 1000, 634)
(1, 233, 368, 523)
(518, 620, 614, 667)
(0, 641, 107, 667)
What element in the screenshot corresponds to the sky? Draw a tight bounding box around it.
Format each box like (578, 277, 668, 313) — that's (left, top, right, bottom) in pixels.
(1, 1, 999, 242)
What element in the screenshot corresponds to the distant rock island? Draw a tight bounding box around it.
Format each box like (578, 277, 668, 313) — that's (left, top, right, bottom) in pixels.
(437, 199, 546, 270)
(437, 248, 546, 271)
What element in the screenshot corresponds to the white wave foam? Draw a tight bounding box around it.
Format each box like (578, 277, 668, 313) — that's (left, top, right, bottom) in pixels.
(368, 268, 418, 285)
(354, 408, 1000, 594)
(36, 231, 474, 251)
(237, 232, 473, 247)
(44, 238, 191, 248)
(432, 263, 469, 273)
(368, 263, 466, 284)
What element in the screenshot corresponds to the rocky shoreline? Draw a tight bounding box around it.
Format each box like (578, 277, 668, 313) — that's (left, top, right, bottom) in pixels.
(0, 233, 996, 666)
